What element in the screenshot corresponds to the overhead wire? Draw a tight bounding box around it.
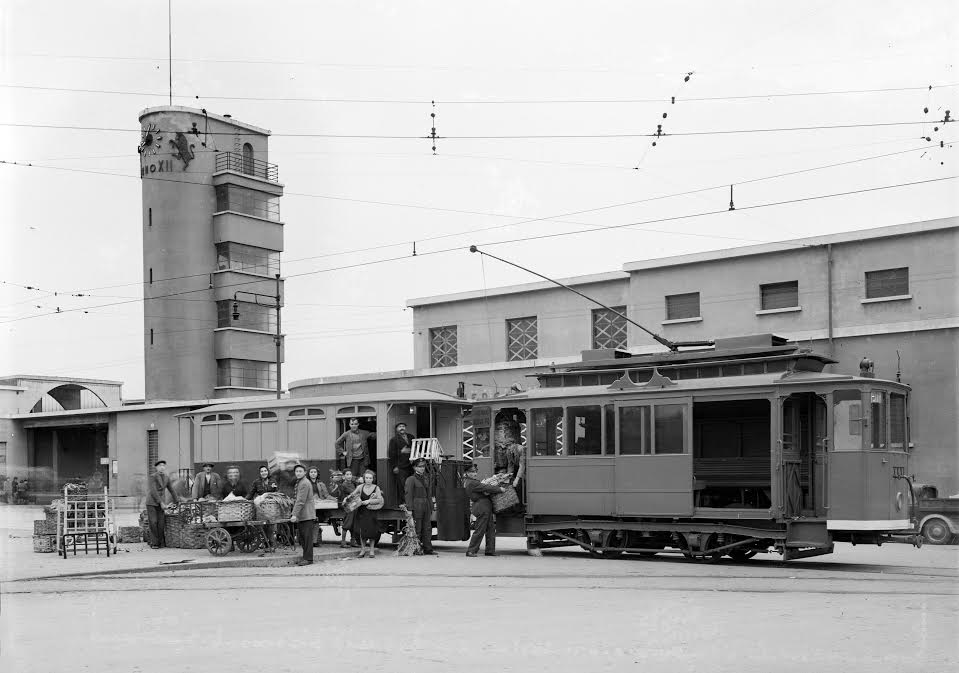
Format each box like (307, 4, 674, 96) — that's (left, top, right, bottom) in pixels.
(2, 173, 955, 324)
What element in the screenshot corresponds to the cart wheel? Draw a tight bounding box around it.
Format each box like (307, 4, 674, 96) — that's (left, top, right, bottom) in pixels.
(206, 528, 232, 556)
(234, 532, 259, 554)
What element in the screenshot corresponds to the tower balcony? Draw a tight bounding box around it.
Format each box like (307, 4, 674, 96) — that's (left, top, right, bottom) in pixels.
(213, 153, 284, 197)
(213, 327, 285, 362)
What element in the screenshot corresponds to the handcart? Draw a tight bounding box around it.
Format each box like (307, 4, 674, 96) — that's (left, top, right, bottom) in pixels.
(202, 519, 270, 556)
(57, 485, 117, 559)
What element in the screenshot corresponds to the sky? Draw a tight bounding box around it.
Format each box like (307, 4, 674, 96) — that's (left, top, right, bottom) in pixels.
(1, 1, 956, 399)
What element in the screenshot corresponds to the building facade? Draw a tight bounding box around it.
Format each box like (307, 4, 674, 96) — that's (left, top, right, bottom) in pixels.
(291, 218, 959, 494)
(138, 106, 285, 401)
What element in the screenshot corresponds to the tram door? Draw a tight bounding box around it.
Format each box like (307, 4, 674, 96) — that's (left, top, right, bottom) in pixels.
(780, 393, 827, 518)
(614, 398, 694, 516)
(465, 406, 493, 479)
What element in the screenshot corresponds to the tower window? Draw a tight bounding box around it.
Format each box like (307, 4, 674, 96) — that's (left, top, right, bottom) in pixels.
(148, 207, 152, 227)
(242, 143, 254, 175)
(150, 328, 154, 345)
(149, 268, 153, 284)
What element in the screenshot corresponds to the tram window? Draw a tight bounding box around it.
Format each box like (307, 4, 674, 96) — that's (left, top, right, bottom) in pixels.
(766, 360, 787, 373)
(833, 390, 862, 451)
(531, 407, 564, 456)
(699, 366, 720, 378)
(604, 404, 615, 455)
(619, 406, 651, 455)
(567, 406, 602, 455)
(654, 405, 686, 454)
(890, 394, 906, 448)
(743, 362, 764, 375)
(870, 391, 887, 449)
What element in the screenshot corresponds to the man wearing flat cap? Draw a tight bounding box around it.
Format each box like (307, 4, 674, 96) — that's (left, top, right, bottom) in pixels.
(192, 462, 223, 500)
(146, 460, 181, 549)
(463, 464, 506, 557)
(404, 458, 437, 555)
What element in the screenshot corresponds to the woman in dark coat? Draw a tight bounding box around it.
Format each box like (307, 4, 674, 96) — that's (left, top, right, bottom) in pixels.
(351, 470, 384, 558)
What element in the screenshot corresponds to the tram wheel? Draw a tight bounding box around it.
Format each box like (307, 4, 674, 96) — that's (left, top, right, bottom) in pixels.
(728, 549, 758, 562)
(600, 530, 629, 558)
(922, 519, 953, 545)
(206, 528, 232, 556)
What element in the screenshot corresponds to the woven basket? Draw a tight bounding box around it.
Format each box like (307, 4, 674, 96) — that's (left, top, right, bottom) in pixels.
(33, 534, 56, 553)
(176, 500, 218, 524)
(139, 510, 154, 546)
(217, 500, 254, 522)
(118, 526, 142, 543)
(34, 518, 57, 535)
(164, 518, 207, 549)
(491, 485, 520, 513)
(256, 499, 289, 522)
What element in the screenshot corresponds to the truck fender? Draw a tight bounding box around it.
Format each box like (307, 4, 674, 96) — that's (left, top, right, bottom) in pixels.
(918, 514, 959, 535)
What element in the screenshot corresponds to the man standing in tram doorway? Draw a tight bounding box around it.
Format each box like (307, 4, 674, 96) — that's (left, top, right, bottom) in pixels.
(405, 458, 437, 555)
(463, 463, 506, 557)
(335, 418, 375, 476)
(388, 422, 415, 502)
(146, 460, 181, 549)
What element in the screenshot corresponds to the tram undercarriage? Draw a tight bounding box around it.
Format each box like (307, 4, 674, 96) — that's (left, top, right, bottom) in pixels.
(522, 517, 918, 562)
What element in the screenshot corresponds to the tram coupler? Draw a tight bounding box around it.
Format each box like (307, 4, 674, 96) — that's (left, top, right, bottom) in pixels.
(885, 532, 924, 548)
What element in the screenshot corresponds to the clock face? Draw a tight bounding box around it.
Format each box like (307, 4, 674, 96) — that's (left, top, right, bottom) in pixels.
(138, 123, 164, 155)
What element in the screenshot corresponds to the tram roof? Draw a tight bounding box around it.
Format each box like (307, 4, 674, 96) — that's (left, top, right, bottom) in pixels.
(508, 370, 910, 401)
(177, 389, 469, 417)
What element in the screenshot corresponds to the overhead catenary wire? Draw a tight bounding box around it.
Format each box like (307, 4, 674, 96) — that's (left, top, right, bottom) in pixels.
(3, 81, 956, 104)
(2, 139, 950, 303)
(2, 173, 955, 325)
(0, 119, 949, 138)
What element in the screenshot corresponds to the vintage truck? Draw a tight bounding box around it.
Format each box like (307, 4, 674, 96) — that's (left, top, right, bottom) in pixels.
(914, 484, 959, 545)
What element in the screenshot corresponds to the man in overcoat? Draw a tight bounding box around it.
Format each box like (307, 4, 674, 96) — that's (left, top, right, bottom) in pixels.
(146, 460, 181, 549)
(463, 463, 506, 557)
(191, 462, 222, 500)
(404, 458, 437, 555)
(289, 464, 316, 565)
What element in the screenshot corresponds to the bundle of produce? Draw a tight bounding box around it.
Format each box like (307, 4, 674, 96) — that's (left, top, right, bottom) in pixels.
(254, 492, 292, 521)
(481, 472, 513, 487)
(63, 482, 88, 496)
(394, 505, 422, 556)
(118, 526, 142, 543)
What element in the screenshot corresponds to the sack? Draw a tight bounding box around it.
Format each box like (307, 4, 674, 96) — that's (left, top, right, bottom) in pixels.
(492, 485, 520, 513)
(367, 487, 384, 511)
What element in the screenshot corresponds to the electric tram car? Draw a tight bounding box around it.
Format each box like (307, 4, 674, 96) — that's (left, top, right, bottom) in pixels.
(481, 333, 922, 560)
(179, 333, 921, 560)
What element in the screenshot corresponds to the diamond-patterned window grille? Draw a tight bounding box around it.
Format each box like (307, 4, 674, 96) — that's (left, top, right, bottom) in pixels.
(506, 316, 538, 361)
(592, 306, 627, 350)
(429, 325, 458, 368)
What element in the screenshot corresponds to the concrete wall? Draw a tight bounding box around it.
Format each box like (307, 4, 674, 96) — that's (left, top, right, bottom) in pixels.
(412, 278, 629, 369)
(110, 406, 194, 506)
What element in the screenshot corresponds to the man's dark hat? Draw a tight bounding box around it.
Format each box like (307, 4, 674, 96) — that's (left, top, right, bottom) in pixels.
(293, 463, 306, 471)
(154, 460, 167, 467)
(202, 462, 215, 468)
(465, 463, 478, 472)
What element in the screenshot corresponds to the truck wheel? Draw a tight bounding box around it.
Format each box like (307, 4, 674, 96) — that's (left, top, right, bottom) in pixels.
(921, 519, 953, 545)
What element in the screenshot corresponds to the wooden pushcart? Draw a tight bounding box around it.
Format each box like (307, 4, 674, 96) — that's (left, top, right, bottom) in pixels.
(201, 519, 270, 556)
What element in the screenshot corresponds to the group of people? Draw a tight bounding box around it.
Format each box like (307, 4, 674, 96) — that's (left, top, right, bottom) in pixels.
(144, 417, 515, 562)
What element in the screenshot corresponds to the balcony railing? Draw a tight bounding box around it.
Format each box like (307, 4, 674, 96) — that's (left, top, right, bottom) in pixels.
(215, 151, 279, 183)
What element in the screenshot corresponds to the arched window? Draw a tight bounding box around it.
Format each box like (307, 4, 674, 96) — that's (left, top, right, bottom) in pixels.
(199, 414, 235, 463)
(242, 143, 254, 176)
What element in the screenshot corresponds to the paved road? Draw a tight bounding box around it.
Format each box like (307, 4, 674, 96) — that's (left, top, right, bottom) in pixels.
(3, 539, 956, 673)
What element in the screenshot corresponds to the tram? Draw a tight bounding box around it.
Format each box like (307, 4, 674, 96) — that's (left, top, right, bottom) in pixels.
(177, 390, 474, 540)
(478, 333, 922, 560)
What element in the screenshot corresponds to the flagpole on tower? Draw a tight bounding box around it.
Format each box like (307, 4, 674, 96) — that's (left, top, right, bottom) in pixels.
(168, 0, 173, 105)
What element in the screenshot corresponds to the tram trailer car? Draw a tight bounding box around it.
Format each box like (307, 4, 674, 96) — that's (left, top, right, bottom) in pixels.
(178, 391, 474, 541)
(477, 334, 923, 561)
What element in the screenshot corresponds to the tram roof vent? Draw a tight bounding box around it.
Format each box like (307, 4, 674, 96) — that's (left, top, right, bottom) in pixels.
(581, 348, 633, 361)
(712, 333, 788, 350)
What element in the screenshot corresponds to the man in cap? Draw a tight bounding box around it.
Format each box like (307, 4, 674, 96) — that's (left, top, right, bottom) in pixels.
(388, 422, 415, 502)
(191, 462, 222, 500)
(463, 464, 506, 557)
(289, 464, 316, 565)
(404, 458, 437, 555)
(146, 460, 182, 549)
